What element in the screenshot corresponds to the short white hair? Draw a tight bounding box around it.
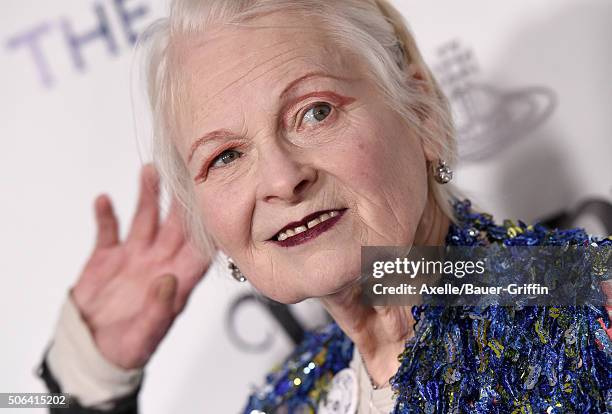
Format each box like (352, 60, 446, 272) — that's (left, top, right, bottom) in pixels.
(140, 0, 465, 257)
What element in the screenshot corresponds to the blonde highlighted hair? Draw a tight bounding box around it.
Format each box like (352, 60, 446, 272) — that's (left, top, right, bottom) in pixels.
(139, 0, 465, 257)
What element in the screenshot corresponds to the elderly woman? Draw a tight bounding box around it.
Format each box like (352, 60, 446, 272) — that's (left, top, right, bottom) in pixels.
(38, 0, 612, 413)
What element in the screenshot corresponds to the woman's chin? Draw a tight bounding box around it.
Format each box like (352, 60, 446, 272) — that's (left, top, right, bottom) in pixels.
(263, 273, 361, 305)
(307, 273, 363, 302)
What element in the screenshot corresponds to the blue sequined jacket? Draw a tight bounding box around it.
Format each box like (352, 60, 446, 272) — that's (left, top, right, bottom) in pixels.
(244, 199, 612, 414)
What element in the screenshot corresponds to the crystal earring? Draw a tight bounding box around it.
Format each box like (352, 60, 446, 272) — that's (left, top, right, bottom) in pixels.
(228, 257, 247, 282)
(433, 159, 453, 184)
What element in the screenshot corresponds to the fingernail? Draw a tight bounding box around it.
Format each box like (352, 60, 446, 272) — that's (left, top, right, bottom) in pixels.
(158, 275, 177, 302)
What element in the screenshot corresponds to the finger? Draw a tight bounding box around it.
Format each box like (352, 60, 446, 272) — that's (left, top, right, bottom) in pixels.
(126, 164, 161, 246)
(173, 244, 213, 313)
(155, 197, 187, 257)
(94, 194, 119, 248)
(131, 274, 178, 356)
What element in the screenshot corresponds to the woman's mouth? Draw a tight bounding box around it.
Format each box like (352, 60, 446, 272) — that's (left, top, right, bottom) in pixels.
(270, 208, 347, 247)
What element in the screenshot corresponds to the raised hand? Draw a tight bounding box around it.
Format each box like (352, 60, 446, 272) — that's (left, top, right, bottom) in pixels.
(71, 164, 212, 369)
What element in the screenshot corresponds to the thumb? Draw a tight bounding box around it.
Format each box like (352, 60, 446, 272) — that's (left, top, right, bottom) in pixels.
(134, 274, 178, 357)
(154, 273, 179, 305)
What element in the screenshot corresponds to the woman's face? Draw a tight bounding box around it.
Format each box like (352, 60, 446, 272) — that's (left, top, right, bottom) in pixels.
(173, 12, 435, 303)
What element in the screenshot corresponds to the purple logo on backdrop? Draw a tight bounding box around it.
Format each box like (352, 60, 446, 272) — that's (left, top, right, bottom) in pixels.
(5, 0, 150, 88)
(433, 40, 557, 162)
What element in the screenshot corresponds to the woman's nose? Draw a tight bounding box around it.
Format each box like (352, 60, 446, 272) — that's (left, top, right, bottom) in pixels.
(255, 142, 318, 204)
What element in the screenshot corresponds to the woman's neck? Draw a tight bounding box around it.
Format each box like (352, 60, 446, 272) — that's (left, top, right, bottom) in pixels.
(320, 192, 451, 387)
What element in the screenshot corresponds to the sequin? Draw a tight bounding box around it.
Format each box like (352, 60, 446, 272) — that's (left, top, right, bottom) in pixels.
(564, 325, 577, 345)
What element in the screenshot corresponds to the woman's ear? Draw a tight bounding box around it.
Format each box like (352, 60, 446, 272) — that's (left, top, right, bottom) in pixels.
(403, 62, 438, 125)
(422, 139, 441, 163)
(402, 63, 445, 163)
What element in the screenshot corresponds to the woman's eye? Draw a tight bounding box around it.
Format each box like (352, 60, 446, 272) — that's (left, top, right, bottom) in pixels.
(210, 149, 242, 169)
(300, 103, 332, 127)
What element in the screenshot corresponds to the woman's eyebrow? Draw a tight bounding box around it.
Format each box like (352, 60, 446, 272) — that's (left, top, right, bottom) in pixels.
(279, 71, 355, 119)
(188, 129, 234, 164)
(280, 71, 349, 100)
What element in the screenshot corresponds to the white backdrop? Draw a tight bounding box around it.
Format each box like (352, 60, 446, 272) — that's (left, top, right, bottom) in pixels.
(1, 0, 611, 413)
